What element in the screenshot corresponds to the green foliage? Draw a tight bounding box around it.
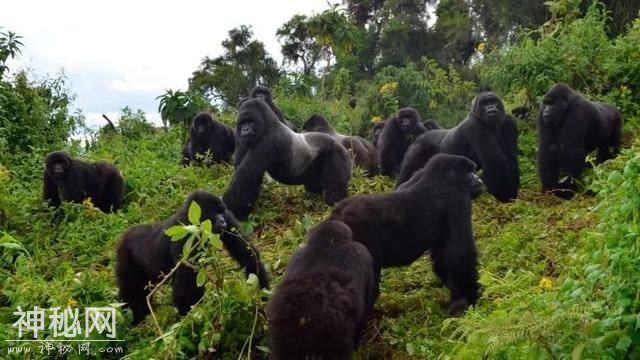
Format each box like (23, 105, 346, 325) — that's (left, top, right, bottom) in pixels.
(0, 29, 23, 78)
(157, 89, 213, 130)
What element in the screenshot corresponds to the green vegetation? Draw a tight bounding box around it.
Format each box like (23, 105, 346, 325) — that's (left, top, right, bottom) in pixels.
(1, 1, 639, 358)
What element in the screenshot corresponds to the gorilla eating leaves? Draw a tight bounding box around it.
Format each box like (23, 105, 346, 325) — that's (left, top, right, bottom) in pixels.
(115, 191, 269, 324)
(377, 108, 427, 176)
(303, 114, 379, 175)
(331, 153, 483, 316)
(43, 151, 124, 213)
(224, 99, 351, 220)
(248, 85, 297, 131)
(268, 220, 375, 360)
(537, 83, 622, 199)
(397, 92, 519, 202)
(181, 112, 235, 166)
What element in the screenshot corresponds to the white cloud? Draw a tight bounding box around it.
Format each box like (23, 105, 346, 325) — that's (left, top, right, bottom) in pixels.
(1, 0, 333, 120)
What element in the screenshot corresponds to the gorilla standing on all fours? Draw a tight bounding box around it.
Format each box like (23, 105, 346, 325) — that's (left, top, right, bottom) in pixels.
(268, 220, 375, 360)
(371, 119, 388, 148)
(115, 191, 269, 324)
(181, 112, 235, 166)
(331, 153, 483, 316)
(537, 83, 622, 199)
(43, 151, 124, 213)
(397, 92, 519, 202)
(223, 99, 351, 220)
(303, 114, 379, 175)
(247, 85, 297, 131)
(377, 108, 427, 176)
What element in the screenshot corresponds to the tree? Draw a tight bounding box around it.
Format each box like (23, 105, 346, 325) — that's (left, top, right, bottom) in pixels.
(188, 26, 280, 108)
(277, 15, 323, 75)
(0, 29, 23, 78)
(156, 89, 213, 133)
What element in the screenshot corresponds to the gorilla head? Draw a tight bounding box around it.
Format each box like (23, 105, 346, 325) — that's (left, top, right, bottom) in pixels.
(46, 151, 73, 180)
(302, 114, 333, 134)
(189, 191, 228, 232)
(472, 92, 506, 128)
(541, 83, 575, 126)
(192, 112, 215, 135)
(397, 108, 423, 136)
(236, 100, 270, 148)
(250, 85, 272, 101)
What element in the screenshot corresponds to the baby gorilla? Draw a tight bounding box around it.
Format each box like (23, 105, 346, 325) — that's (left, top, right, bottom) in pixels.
(377, 108, 427, 176)
(303, 114, 379, 175)
(331, 153, 483, 316)
(268, 220, 375, 360)
(43, 151, 124, 213)
(181, 112, 235, 166)
(115, 191, 269, 324)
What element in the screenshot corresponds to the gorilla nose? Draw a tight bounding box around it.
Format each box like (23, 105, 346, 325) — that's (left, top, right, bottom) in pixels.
(197, 126, 205, 133)
(214, 214, 227, 231)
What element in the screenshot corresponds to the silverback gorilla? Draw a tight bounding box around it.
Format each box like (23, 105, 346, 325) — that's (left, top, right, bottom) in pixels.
(377, 108, 427, 176)
(181, 112, 235, 166)
(115, 191, 269, 324)
(331, 153, 483, 316)
(397, 92, 519, 202)
(268, 220, 375, 359)
(303, 114, 379, 175)
(537, 83, 622, 199)
(223, 99, 351, 220)
(43, 151, 124, 212)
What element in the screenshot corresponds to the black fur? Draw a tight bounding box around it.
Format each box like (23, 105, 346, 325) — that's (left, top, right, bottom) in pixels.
(181, 112, 235, 166)
(537, 83, 622, 199)
(511, 105, 529, 119)
(43, 151, 123, 213)
(331, 153, 482, 316)
(422, 119, 441, 130)
(377, 108, 427, 176)
(303, 114, 379, 175)
(268, 220, 375, 359)
(115, 191, 269, 324)
(397, 92, 520, 202)
(224, 99, 351, 220)
(371, 120, 387, 148)
(247, 85, 297, 131)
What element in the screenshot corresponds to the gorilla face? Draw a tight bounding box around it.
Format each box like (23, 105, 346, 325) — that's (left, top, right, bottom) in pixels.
(236, 104, 266, 148)
(474, 92, 505, 127)
(46, 151, 73, 180)
(250, 85, 271, 102)
(541, 84, 575, 126)
(187, 191, 229, 233)
(192, 113, 214, 135)
(434, 154, 484, 198)
(396, 109, 422, 136)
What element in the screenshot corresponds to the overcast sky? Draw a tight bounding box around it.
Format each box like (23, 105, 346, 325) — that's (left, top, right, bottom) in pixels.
(1, 0, 333, 129)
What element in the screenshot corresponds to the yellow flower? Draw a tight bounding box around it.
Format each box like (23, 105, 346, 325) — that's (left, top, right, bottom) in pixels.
(83, 197, 96, 210)
(67, 298, 78, 307)
(379, 82, 398, 96)
(539, 276, 553, 289)
(371, 116, 383, 124)
(477, 42, 486, 52)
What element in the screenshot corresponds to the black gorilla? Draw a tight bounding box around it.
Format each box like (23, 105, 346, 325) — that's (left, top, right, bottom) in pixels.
(224, 99, 351, 220)
(537, 83, 622, 199)
(115, 191, 269, 324)
(511, 105, 529, 119)
(397, 92, 519, 202)
(181, 112, 235, 166)
(378, 108, 428, 176)
(371, 119, 388, 148)
(268, 220, 375, 359)
(248, 85, 297, 130)
(43, 151, 124, 213)
(331, 153, 482, 316)
(422, 119, 441, 130)
(303, 114, 379, 175)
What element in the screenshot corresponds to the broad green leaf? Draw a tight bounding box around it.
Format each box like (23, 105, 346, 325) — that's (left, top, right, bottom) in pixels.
(196, 269, 207, 287)
(210, 233, 223, 250)
(182, 235, 194, 259)
(188, 201, 201, 225)
(201, 219, 212, 233)
(165, 225, 189, 241)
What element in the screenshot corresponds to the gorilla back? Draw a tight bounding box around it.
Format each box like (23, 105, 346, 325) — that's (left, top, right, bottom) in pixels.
(224, 99, 351, 220)
(331, 153, 482, 315)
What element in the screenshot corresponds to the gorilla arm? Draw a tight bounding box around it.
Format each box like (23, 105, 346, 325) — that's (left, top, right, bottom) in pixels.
(43, 173, 62, 207)
(223, 151, 268, 220)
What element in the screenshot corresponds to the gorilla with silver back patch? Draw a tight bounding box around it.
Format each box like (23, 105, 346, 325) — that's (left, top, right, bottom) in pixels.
(397, 92, 519, 202)
(268, 220, 375, 360)
(377, 108, 427, 176)
(115, 191, 269, 324)
(43, 151, 124, 213)
(223, 99, 351, 220)
(331, 153, 482, 316)
(303, 114, 379, 175)
(537, 83, 622, 199)
(181, 112, 235, 166)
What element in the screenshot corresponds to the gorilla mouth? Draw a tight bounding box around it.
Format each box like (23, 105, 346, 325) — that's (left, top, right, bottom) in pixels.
(196, 126, 205, 133)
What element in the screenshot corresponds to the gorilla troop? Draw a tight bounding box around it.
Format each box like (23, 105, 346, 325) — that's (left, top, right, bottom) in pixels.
(224, 99, 351, 220)
(116, 191, 269, 324)
(378, 108, 428, 176)
(43, 151, 124, 213)
(303, 114, 379, 175)
(331, 153, 483, 316)
(268, 220, 375, 359)
(397, 92, 520, 202)
(537, 83, 622, 199)
(181, 112, 235, 166)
